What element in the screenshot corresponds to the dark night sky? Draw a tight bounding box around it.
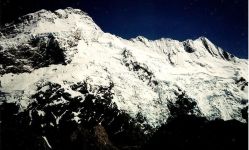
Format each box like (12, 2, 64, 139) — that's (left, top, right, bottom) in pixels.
(0, 0, 248, 58)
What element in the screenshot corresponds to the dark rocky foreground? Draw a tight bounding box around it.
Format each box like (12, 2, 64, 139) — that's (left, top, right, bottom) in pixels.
(0, 89, 247, 150)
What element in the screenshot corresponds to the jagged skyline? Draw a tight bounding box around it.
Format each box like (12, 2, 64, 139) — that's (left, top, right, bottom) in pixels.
(0, 8, 247, 150)
(0, 0, 248, 58)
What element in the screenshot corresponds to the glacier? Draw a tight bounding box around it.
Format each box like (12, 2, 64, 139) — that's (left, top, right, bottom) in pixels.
(0, 7, 248, 131)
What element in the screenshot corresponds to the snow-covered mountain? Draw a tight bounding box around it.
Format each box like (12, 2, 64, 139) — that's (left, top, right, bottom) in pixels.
(0, 7, 248, 133)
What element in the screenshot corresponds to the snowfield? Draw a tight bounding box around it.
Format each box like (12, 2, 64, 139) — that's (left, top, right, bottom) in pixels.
(0, 8, 248, 129)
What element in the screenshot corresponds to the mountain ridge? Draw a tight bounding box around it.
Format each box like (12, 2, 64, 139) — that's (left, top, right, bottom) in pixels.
(0, 7, 248, 150)
(0, 8, 245, 61)
(0, 7, 248, 129)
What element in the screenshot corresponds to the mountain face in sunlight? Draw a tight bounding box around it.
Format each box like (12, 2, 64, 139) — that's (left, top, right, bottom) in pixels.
(0, 8, 247, 150)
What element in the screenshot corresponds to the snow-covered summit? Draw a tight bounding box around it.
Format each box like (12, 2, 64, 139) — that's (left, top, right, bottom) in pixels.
(0, 8, 248, 129)
(1, 7, 102, 36)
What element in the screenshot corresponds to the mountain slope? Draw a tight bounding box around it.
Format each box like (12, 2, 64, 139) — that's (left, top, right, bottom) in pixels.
(0, 7, 248, 131)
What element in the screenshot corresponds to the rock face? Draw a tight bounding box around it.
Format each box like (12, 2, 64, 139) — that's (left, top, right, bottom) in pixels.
(0, 8, 248, 150)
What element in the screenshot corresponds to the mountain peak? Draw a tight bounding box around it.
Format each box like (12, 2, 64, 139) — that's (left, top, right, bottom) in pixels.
(0, 8, 247, 131)
(1, 7, 102, 38)
(180, 36, 237, 61)
(15, 7, 89, 24)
